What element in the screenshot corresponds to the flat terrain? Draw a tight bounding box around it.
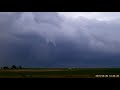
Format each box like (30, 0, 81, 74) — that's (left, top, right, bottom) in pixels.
(0, 68, 120, 78)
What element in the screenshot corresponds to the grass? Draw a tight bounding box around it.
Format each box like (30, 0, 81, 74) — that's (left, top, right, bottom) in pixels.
(0, 68, 120, 78)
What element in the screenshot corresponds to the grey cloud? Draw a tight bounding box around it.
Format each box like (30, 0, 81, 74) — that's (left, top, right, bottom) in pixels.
(0, 12, 120, 67)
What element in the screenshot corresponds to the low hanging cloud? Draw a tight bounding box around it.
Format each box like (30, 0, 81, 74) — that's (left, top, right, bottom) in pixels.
(0, 12, 120, 67)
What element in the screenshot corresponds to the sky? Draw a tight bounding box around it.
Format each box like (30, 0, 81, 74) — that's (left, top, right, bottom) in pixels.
(0, 12, 120, 68)
(58, 12, 120, 21)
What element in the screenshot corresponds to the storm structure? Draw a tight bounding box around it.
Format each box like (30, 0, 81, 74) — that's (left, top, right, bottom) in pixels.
(0, 12, 120, 68)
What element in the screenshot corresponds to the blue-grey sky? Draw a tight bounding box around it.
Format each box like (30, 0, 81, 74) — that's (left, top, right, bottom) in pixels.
(0, 12, 120, 68)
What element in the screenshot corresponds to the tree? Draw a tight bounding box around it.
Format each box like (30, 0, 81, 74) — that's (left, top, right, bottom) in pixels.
(11, 65, 17, 69)
(19, 66, 22, 69)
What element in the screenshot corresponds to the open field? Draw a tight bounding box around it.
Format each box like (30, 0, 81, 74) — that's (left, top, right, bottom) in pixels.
(0, 68, 120, 78)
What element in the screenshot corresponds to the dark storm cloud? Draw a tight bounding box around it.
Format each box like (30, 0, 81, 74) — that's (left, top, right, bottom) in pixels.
(0, 12, 120, 67)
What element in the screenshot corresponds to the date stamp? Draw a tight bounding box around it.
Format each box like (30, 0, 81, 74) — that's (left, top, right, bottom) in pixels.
(95, 75, 120, 78)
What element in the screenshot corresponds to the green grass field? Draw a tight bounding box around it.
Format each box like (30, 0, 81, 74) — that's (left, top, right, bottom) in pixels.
(0, 68, 120, 78)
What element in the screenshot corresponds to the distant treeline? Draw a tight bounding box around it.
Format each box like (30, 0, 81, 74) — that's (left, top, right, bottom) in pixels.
(0, 65, 22, 70)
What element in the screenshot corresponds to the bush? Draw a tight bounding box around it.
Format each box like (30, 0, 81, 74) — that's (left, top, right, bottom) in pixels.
(3, 66, 9, 69)
(19, 66, 22, 69)
(11, 65, 17, 69)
